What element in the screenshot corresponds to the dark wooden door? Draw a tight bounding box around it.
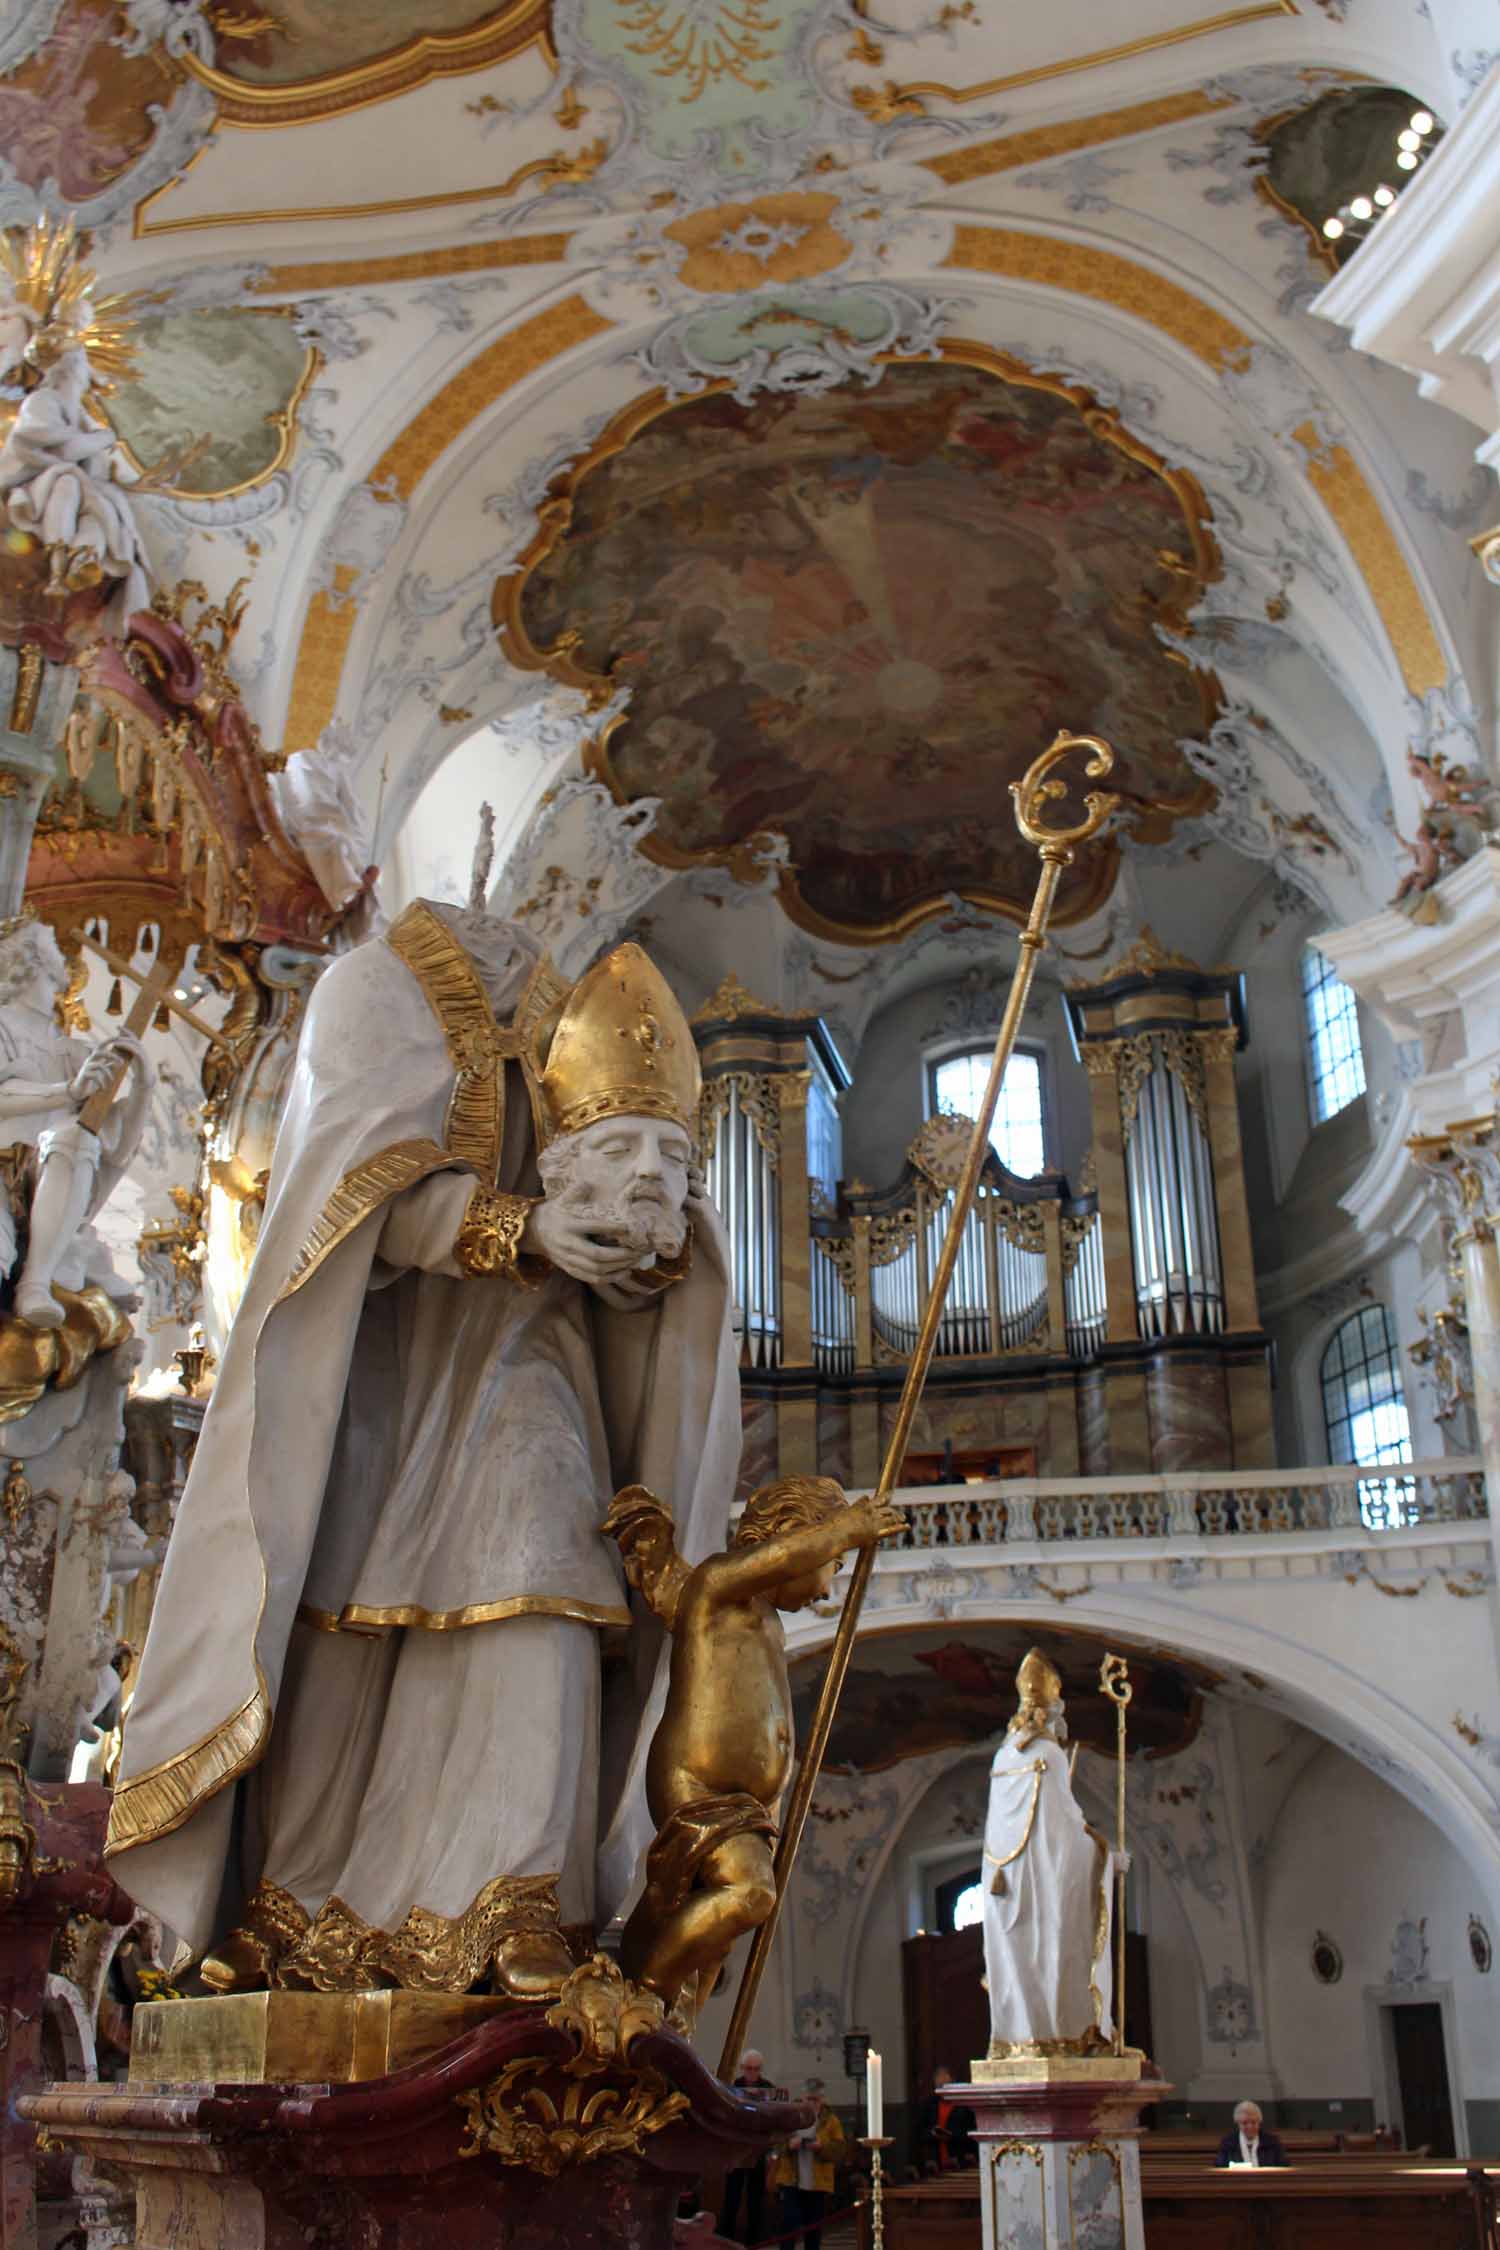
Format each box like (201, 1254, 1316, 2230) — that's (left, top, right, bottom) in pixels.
(902, 1928, 988, 2102)
(1392, 2001, 1456, 2156)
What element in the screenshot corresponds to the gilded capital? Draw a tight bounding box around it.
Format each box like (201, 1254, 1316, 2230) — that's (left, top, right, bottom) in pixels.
(1408, 1112, 1500, 1244)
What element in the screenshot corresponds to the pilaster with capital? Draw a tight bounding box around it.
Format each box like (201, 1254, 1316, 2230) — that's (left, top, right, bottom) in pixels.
(1409, 1115, 1500, 1579)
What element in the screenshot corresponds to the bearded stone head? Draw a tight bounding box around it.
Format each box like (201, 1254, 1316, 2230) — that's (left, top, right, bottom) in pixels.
(536, 1113, 692, 1269)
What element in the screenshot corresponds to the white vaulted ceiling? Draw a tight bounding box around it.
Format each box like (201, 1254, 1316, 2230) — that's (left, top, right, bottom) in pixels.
(6, 0, 1497, 1001)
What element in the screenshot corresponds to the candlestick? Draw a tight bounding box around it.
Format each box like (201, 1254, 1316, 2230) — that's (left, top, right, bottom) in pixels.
(858, 2135, 893, 2250)
(865, 2049, 883, 2140)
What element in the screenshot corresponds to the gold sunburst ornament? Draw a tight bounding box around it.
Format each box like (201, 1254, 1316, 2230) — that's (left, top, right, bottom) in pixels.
(0, 219, 138, 394)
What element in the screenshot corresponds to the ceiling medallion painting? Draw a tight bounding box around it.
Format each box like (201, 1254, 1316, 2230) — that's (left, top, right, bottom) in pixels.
(499, 349, 1220, 941)
(183, 1, 552, 124)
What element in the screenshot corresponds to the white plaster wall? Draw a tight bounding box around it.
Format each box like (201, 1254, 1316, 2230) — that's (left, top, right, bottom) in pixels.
(1263, 1740, 1500, 2135)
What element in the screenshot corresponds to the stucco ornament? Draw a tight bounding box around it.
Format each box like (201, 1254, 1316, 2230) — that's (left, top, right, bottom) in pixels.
(270, 722, 381, 938)
(633, 280, 957, 403)
(0, 349, 150, 629)
(0, 916, 149, 1342)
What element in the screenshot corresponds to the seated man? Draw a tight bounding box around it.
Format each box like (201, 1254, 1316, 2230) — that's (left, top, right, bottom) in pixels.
(1215, 2100, 1288, 2167)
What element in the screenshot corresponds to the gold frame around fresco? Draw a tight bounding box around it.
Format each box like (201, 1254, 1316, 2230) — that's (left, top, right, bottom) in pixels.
(177, 0, 555, 130)
(100, 327, 321, 505)
(491, 338, 1223, 946)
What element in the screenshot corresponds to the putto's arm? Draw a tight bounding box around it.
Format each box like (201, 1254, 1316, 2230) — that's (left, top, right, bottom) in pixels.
(708, 1495, 903, 1604)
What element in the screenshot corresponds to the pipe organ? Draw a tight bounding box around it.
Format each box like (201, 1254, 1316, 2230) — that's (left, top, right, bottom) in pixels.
(694, 934, 1272, 1492)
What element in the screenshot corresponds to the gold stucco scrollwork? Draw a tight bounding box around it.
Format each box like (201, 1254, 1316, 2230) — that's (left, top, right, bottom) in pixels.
(993, 1199, 1046, 1255)
(869, 1207, 918, 1267)
(456, 1953, 689, 2175)
(1158, 1028, 1207, 1129)
(1113, 1036, 1154, 1141)
(706, 1075, 791, 1179)
(814, 1235, 856, 1293)
(1060, 1208, 1097, 1279)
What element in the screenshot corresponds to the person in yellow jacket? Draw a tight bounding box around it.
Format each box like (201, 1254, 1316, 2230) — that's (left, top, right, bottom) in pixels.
(771, 2080, 847, 2250)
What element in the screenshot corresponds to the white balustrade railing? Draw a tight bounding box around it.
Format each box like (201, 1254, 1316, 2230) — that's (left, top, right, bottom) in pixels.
(860, 1459, 1487, 1545)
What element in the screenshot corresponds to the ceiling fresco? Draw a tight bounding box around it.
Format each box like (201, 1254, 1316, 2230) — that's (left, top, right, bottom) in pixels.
(789, 1625, 1215, 1772)
(0, 0, 182, 206)
(505, 354, 1220, 940)
(203, 1, 524, 85)
(103, 310, 318, 499)
(187, 0, 552, 123)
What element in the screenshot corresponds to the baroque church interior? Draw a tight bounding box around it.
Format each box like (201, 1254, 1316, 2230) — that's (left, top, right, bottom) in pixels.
(4, 2, 1500, 2248)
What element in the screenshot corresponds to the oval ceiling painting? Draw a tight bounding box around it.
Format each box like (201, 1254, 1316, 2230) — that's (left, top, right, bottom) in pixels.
(502, 352, 1221, 942)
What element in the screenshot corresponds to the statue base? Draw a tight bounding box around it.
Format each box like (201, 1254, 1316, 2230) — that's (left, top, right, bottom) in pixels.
(952, 2065, 1167, 2250)
(129, 1989, 513, 2085)
(971, 2049, 1144, 2085)
(23, 1966, 812, 2250)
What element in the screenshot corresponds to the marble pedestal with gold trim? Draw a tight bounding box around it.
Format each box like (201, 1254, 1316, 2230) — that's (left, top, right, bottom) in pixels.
(23, 1977, 813, 2250)
(958, 2056, 1165, 2250)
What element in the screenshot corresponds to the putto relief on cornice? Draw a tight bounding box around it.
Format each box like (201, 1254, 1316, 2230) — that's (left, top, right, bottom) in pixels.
(496, 348, 1222, 944)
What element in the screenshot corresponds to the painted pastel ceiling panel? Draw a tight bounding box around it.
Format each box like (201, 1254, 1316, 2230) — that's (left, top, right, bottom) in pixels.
(0, 0, 180, 204)
(103, 311, 316, 498)
(510, 358, 1219, 940)
(205, 1, 525, 84)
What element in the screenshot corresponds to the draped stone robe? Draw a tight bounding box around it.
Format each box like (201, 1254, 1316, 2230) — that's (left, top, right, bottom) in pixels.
(106, 903, 741, 1962)
(982, 1729, 1113, 2053)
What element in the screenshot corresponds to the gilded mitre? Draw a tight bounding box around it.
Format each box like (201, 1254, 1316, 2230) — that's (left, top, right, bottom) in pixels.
(1013, 1648, 1063, 1723)
(538, 943, 700, 1143)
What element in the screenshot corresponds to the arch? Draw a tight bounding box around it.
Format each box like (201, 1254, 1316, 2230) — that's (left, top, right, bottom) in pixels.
(783, 1599, 1500, 1940)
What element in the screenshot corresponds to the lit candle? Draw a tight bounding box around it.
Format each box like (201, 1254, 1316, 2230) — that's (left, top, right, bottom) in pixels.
(866, 2050, 883, 2139)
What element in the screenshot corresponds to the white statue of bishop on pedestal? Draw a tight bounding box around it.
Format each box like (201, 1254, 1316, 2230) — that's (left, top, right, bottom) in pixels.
(982, 1649, 1119, 2058)
(106, 899, 741, 1999)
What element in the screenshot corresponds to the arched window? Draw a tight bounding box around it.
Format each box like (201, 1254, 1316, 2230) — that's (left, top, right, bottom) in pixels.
(934, 1864, 984, 1933)
(1321, 1305, 1412, 1468)
(1302, 946, 1366, 1123)
(930, 1047, 1046, 1178)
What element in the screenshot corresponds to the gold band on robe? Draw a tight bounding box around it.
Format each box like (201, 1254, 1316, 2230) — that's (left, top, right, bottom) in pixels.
(296, 1593, 632, 1634)
(385, 903, 566, 1176)
(278, 1137, 461, 1305)
(106, 1681, 270, 1857)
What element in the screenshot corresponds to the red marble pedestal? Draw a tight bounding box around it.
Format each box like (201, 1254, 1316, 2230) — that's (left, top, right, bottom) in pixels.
(0, 1778, 135, 2250)
(22, 1999, 813, 2250)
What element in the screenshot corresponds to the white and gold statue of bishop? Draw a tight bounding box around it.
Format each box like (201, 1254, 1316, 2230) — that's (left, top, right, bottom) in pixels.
(982, 1649, 1120, 2057)
(105, 900, 740, 1997)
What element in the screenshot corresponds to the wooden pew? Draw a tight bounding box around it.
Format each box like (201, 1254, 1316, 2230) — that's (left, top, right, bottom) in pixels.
(874, 2158, 1500, 2250)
